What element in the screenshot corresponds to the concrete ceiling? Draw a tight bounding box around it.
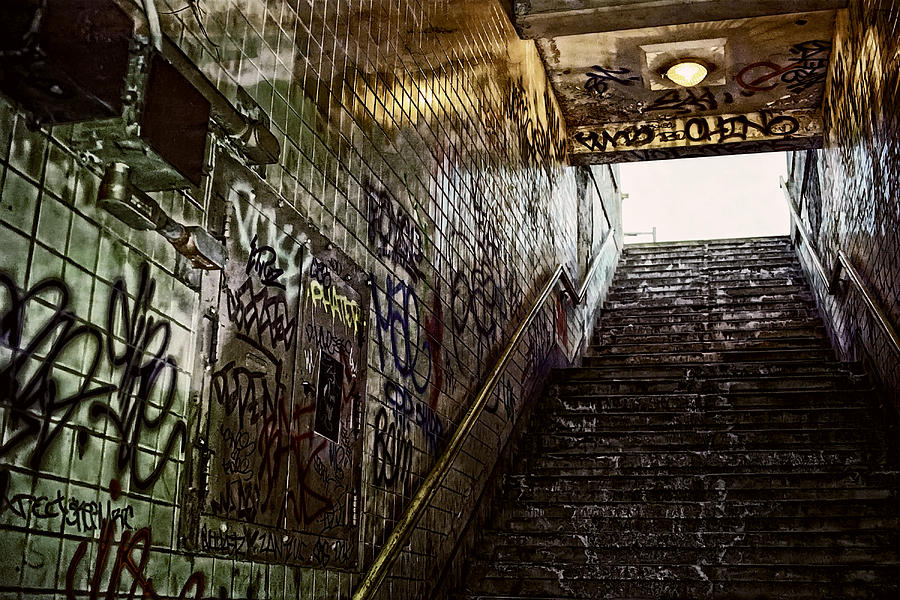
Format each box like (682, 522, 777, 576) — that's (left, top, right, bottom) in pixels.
(513, 0, 847, 163)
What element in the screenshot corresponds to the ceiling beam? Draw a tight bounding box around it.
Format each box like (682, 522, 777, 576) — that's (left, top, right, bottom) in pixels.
(515, 0, 848, 39)
(568, 108, 822, 165)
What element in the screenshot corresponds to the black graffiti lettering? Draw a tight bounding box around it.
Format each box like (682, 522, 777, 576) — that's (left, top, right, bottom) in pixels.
(737, 40, 831, 96)
(486, 377, 516, 420)
(308, 257, 333, 290)
(1, 485, 135, 533)
(0, 274, 115, 472)
(372, 407, 413, 489)
(366, 187, 425, 281)
(574, 126, 656, 152)
(305, 323, 353, 357)
(246, 234, 285, 289)
(383, 380, 443, 454)
(0, 264, 187, 491)
(685, 118, 710, 141)
(210, 477, 261, 522)
(506, 79, 566, 177)
(648, 88, 718, 113)
(211, 361, 285, 428)
(584, 65, 640, 96)
(658, 130, 686, 143)
(219, 426, 256, 479)
(225, 278, 297, 351)
(98, 264, 188, 491)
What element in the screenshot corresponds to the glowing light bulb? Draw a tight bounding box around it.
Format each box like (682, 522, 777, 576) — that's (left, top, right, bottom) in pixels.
(666, 61, 708, 87)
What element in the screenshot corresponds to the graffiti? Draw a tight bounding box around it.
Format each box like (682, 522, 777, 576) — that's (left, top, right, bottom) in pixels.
(208, 157, 363, 570)
(451, 267, 506, 344)
(66, 520, 205, 600)
(505, 78, 567, 177)
(372, 406, 413, 489)
(383, 380, 444, 454)
(305, 323, 354, 359)
(0, 265, 187, 491)
(211, 361, 285, 428)
(210, 357, 336, 526)
(199, 522, 311, 563)
(308, 279, 362, 336)
(366, 186, 425, 281)
(424, 286, 444, 409)
(246, 234, 285, 289)
(228, 185, 303, 285)
(1, 482, 134, 533)
(647, 87, 718, 113)
(370, 274, 432, 394)
(585, 66, 640, 96)
(486, 377, 516, 420)
(219, 426, 256, 479)
(314, 352, 343, 442)
(555, 294, 568, 348)
(308, 256, 334, 289)
(573, 112, 803, 153)
(226, 278, 298, 352)
(737, 40, 831, 96)
(573, 125, 655, 152)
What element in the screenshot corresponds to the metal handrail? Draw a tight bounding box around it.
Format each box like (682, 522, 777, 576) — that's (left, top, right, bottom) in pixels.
(352, 231, 618, 600)
(559, 226, 617, 305)
(780, 177, 900, 357)
(780, 177, 833, 291)
(835, 250, 900, 356)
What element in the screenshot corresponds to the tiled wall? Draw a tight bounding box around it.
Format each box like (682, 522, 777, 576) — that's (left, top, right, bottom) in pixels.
(0, 1, 622, 599)
(786, 0, 900, 407)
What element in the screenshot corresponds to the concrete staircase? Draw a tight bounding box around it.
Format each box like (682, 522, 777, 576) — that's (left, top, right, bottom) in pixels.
(457, 236, 900, 599)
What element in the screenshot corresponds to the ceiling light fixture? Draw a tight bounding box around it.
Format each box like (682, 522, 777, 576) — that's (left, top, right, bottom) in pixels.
(666, 60, 709, 87)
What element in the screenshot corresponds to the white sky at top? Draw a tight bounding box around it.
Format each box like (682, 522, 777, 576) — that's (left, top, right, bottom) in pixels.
(618, 152, 790, 243)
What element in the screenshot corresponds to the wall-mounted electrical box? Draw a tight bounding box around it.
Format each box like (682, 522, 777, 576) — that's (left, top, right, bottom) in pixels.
(0, 0, 211, 191)
(71, 48, 211, 190)
(0, 0, 133, 124)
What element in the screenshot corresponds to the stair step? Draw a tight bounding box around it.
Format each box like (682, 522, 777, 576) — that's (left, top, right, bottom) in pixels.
(535, 406, 874, 429)
(600, 305, 819, 322)
(616, 257, 802, 276)
(505, 472, 900, 501)
(556, 373, 868, 395)
(605, 294, 816, 311)
(607, 284, 813, 301)
(620, 254, 801, 270)
(522, 450, 872, 475)
(480, 528, 900, 552)
(599, 317, 825, 334)
(458, 579, 898, 600)
(584, 346, 832, 362)
(594, 328, 828, 346)
(546, 390, 874, 412)
(613, 264, 803, 281)
(531, 429, 871, 453)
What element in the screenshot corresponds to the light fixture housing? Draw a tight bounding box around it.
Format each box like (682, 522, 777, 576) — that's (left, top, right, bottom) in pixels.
(665, 60, 709, 87)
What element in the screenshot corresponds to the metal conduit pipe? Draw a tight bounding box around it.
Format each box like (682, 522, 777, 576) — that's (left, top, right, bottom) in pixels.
(119, 0, 280, 165)
(141, 0, 162, 51)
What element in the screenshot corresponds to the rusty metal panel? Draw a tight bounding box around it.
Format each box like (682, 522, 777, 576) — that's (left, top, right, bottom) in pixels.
(0, 0, 133, 124)
(197, 155, 366, 569)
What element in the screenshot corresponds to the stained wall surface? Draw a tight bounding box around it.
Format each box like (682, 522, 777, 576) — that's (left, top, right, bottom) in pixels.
(0, 1, 622, 599)
(786, 0, 900, 406)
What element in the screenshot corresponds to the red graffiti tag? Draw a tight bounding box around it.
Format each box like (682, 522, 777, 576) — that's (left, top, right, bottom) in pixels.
(66, 520, 205, 600)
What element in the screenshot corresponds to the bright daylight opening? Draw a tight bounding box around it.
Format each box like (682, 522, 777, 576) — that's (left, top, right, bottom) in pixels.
(619, 153, 790, 243)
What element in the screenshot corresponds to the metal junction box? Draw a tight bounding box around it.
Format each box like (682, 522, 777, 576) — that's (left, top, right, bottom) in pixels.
(0, 0, 211, 191)
(71, 48, 212, 190)
(0, 0, 133, 124)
